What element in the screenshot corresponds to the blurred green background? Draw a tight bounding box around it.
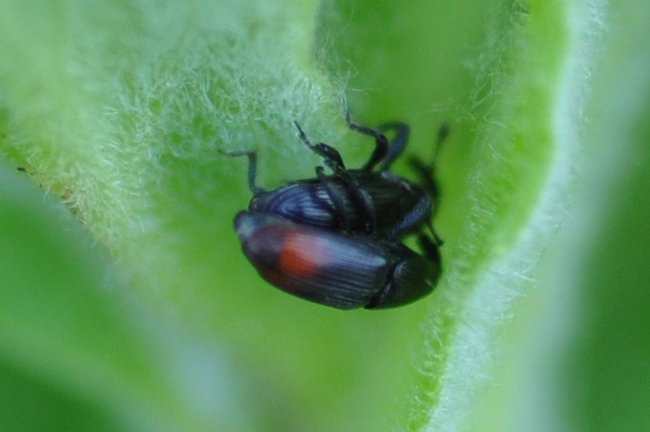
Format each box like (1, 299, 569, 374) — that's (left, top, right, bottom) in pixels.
(1, 0, 649, 431)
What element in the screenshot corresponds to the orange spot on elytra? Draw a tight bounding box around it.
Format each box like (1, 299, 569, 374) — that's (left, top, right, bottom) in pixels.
(278, 232, 329, 278)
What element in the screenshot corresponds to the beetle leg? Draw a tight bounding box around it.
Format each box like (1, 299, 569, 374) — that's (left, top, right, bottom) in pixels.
(417, 232, 442, 267)
(320, 166, 378, 234)
(386, 193, 432, 241)
(325, 164, 376, 234)
(345, 112, 389, 172)
(295, 120, 377, 233)
(427, 221, 444, 247)
(294, 121, 346, 172)
(220, 149, 265, 195)
(377, 122, 410, 171)
(409, 157, 439, 204)
(315, 166, 352, 231)
(344, 175, 377, 234)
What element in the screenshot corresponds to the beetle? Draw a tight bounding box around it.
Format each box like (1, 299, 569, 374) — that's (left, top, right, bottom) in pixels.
(234, 211, 441, 309)
(225, 116, 446, 309)
(227, 114, 445, 244)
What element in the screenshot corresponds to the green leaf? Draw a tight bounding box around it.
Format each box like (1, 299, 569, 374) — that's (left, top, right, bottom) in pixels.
(2, 0, 647, 431)
(470, 0, 650, 431)
(0, 165, 242, 431)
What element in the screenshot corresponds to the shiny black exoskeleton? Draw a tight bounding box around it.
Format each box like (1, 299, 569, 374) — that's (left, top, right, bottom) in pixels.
(234, 115, 442, 243)
(227, 116, 445, 309)
(234, 211, 441, 309)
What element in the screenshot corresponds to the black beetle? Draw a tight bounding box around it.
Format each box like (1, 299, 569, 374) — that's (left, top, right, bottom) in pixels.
(234, 211, 441, 309)
(226, 116, 446, 309)
(229, 114, 445, 243)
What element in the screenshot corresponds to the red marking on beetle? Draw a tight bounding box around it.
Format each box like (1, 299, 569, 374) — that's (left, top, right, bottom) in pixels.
(278, 231, 330, 278)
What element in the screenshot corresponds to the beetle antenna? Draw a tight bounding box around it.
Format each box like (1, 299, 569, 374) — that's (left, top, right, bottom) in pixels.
(433, 122, 450, 163)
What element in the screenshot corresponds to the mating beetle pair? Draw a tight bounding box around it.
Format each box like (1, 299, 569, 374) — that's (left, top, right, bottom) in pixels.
(228, 115, 445, 309)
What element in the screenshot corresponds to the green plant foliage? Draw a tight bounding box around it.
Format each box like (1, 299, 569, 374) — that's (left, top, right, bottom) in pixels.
(0, 0, 648, 431)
